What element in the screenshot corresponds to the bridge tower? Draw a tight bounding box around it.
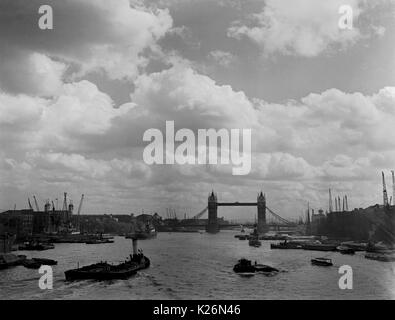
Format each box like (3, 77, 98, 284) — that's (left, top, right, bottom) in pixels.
(207, 191, 219, 233)
(257, 191, 267, 234)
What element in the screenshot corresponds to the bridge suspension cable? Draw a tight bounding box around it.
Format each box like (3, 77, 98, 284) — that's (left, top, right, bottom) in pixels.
(192, 207, 208, 219)
(266, 207, 296, 226)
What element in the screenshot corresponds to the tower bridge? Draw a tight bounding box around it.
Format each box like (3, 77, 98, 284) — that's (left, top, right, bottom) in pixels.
(201, 191, 296, 233)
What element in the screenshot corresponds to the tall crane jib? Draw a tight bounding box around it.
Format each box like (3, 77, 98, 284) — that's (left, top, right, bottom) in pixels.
(62, 192, 68, 212)
(382, 171, 389, 207)
(77, 194, 84, 231)
(192, 207, 208, 220)
(392, 170, 395, 207)
(33, 195, 40, 211)
(28, 198, 33, 210)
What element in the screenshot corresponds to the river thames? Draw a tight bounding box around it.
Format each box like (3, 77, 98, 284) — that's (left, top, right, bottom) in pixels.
(1, 231, 394, 300)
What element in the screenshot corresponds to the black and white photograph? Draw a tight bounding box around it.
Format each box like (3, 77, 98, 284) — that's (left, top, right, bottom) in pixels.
(0, 0, 395, 305)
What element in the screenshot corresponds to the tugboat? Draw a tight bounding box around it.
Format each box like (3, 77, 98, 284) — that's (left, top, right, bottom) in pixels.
(248, 238, 261, 247)
(248, 228, 262, 247)
(65, 239, 150, 281)
(311, 257, 333, 266)
(233, 259, 256, 275)
(233, 259, 279, 275)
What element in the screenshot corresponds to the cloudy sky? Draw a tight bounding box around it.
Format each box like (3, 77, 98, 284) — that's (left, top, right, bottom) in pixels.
(0, 0, 395, 221)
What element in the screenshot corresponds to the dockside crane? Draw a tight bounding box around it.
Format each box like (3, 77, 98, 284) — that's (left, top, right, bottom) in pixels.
(33, 195, 40, 211)
(345, 195, 349, 211)
(191, 207, 208, 220)
(62, 192, 68, 212)
(392, 170, 395, 206)
(28, 198, 33, 210)
(382, 171, 389, 207)
(76, 194, 84, 231)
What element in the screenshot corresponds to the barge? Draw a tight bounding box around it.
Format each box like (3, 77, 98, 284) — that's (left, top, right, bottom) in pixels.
(65, 239, 149, 281)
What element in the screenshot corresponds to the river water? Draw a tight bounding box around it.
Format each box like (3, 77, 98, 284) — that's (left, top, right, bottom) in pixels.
(1, 231, 394, 300)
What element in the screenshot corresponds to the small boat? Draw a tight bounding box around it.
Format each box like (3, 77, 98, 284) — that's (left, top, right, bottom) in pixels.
(238, 235, 248, 240)
(126, 224, 157, 240)
(311, 257, 333, 266)
(85, 239, 114, 244)
(340, 241, 367, 251)
(23, 258, 57, 269)
(34, 258, 57, 265)
(65, 253, 150, 281)
(365, 253, 395, 262)
(0, 254, 26, 270)
(248, 238, 261, 247)
(302, 243, 337, 252)
(336, 246, 355, 255)
(261, 234, 287, 240)
(271, 240, 302, 249)
(18, 241, 55, 251)
(366, 242, 394, 254)
(23, 259, 42, 269)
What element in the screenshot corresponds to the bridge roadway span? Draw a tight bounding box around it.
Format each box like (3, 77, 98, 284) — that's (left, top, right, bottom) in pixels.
(217, 202, 257, 206)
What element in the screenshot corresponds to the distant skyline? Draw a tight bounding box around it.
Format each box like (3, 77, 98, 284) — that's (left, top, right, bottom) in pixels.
(1, 0, 395, 220)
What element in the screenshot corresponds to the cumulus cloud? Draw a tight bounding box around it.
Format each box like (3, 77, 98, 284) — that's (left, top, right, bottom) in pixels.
(1, 50, 395, 214)
(255, 87, 395, 157)
(0, 0, 173, 95)
(131, 64, 259, 129)
(0, 52, 67, 97)
(208, 50, 236, 67)
(228, 0, 365, 57)
(0, 80, 135, 156)
(1, 45, 395, 216)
